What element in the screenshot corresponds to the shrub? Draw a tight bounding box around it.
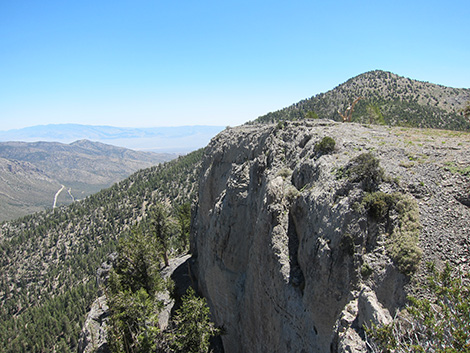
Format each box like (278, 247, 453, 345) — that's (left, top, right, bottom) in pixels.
(361, 263, 373, 278)
(314, 136, 336, 154)
(278, 167, 292, 179)
(387, 194, 422, 275)
(362, 192, 422, 276)
(306, 110, 319, 120)
(444, 161, 470, 176)
(346, 152, 384, 191)
(366, 104, 386, 125)
(362, 192, 399, 220)
(464, 101, 470, 119)
(365, 262, 470, 352)
(276, 120, 287, 130)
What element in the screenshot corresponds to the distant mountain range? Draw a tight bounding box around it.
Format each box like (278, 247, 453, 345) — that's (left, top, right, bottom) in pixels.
(0, 139, 176, 221)
(256, 70, 470, 130)
(0, 124, 225, 153)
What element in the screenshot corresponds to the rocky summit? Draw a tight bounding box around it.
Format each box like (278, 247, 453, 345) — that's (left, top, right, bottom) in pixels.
(191, 120, 470, 352)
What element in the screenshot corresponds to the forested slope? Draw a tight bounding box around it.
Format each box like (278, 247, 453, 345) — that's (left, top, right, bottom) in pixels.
(256, 70, 470, 130)
(0, 149, 203, 352)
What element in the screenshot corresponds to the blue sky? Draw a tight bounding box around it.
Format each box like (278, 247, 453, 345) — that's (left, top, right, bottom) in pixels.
(1, 0, 469, 130)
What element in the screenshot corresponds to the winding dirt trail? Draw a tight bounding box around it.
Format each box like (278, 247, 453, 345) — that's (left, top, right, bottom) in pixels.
(53, 185, 65, 208)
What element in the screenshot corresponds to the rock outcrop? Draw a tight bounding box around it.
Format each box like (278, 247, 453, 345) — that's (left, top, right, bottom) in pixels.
(78, 254, 116, 353)
(191, 120, 470, 352)
(77, 254, 193, 353)
(77, 295, 110, 353)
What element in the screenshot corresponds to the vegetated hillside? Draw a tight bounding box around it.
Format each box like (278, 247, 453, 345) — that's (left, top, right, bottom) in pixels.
(0, 149, 203, 353)
(0, 158, 61, 221)
(256, 70, 470, 130)
(0, 140, 176, 221)
(191, 121, 470, 352)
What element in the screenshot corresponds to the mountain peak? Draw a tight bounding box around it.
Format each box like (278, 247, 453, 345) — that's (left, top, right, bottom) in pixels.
(256, 71, 470, 130)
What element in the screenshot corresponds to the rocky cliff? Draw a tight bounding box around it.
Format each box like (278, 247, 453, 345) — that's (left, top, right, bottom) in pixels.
(191, 120, 470, 352)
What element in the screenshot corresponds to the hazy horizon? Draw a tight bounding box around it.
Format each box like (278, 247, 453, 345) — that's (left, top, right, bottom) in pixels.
(0, 124, 226, 153)
(0, 122, 226, 132)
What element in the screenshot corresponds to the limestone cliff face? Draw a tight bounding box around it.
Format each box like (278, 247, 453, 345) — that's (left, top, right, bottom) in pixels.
(191, 120, 470, 352)
(78, 255, 115, 353)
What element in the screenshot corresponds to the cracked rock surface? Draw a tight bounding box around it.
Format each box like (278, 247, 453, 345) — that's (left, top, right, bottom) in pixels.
(191, 120, 470, 352)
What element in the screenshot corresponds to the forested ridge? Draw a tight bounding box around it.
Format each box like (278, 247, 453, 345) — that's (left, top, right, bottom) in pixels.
(0, 149, 203, 352)
(256, 70, 470, 130)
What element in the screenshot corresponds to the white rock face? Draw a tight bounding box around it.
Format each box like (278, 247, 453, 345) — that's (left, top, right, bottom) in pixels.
(77, 296, 109, 353)
(191, 120, 470, 352)
(78, 254, 116, 353)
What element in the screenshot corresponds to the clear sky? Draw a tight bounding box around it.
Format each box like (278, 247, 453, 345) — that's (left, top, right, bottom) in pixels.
(1, 0, 469, 130)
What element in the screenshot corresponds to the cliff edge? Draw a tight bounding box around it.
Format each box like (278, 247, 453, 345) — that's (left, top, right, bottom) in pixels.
(191, 120, 470, 352)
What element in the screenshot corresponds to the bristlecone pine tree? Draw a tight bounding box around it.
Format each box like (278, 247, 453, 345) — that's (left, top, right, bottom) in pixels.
(365, 262, 470, 352)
